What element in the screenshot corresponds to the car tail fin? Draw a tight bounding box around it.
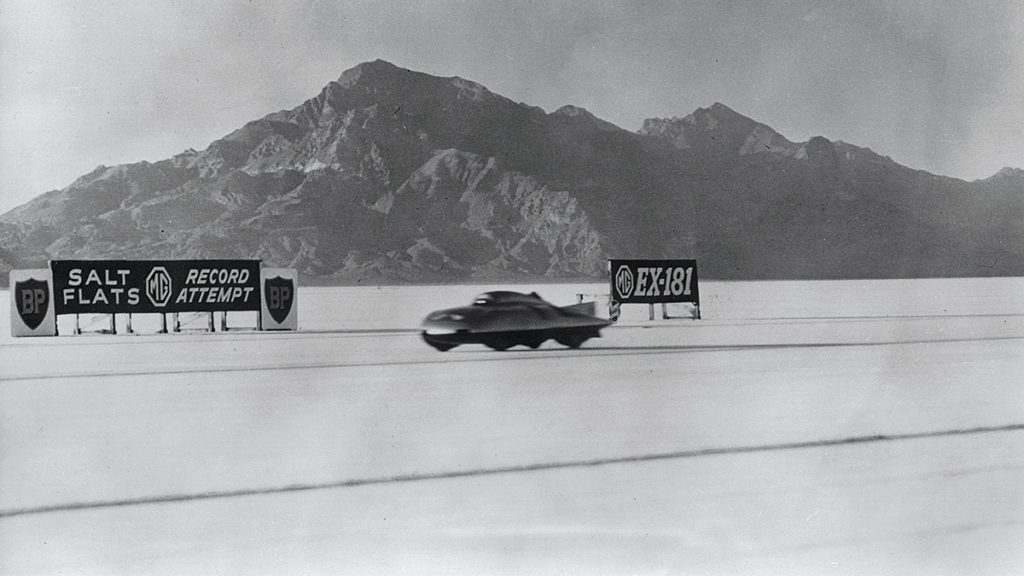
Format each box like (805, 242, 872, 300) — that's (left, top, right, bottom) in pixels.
(561, 301, 597, 317)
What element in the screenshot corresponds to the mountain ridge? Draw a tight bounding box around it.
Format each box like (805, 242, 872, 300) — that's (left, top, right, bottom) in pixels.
(2, 59, 1022, 284)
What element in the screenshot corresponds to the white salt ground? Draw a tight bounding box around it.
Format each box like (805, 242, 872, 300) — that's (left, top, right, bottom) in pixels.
(1, 278, 1022, 575)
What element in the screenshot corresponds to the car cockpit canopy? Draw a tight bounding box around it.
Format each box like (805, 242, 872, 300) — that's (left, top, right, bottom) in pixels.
(472, 291, 545, 306)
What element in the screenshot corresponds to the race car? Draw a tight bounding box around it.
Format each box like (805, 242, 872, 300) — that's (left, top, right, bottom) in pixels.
(420, 291, 611, 351)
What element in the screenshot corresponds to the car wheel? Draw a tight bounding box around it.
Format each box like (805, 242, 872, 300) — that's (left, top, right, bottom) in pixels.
(486, 338, 512, 351)
(556, 332, 588, 349)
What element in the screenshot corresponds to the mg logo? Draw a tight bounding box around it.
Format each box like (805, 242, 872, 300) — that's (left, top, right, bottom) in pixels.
(614, 265, 634, 299)
(146, 266, 172, 307)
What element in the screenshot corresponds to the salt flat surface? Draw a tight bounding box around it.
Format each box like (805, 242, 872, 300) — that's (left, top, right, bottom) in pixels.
(1, 278, 1023, 575)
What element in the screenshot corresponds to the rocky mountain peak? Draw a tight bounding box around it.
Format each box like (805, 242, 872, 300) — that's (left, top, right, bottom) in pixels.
(337, 58, 406, 88)
(794, 135, 839, 171)
(335, 60, 499, 106)
(985, 167, 1024, 183)
(553, 105, 593, 118)
(551, 105, 621, 132)
(692, 102, 747, 127)
(640, 103, 797, 156)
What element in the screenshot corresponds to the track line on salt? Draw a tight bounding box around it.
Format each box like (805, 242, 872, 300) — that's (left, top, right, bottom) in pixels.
(3, 423, 1022, 520)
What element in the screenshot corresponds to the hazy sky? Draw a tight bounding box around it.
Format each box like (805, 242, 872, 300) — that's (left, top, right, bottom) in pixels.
(2, 0, 1022, 213)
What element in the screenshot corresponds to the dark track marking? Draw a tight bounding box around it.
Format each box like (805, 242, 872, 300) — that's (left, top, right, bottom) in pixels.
(3, 423, 1022, 519)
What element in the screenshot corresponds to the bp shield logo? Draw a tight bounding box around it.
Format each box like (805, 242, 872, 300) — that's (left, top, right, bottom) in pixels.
(614, 265, 635, 299)
(15, 278, 49, 330)
(264, 276, 294, 324)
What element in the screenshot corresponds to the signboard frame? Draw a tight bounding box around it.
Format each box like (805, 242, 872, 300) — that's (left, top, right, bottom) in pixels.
(9, 268, 57, 337)
(50, 259, 262, 315)
(260, 267, 298, 330)
(609, 259, 701, 320)
(11, 260, 300, 336)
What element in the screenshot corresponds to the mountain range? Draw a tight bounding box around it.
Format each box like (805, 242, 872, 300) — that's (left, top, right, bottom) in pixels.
(2, 59, 1022, 285)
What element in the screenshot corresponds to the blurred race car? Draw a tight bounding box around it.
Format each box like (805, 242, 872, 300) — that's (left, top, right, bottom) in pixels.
(421, 291, 611, 351)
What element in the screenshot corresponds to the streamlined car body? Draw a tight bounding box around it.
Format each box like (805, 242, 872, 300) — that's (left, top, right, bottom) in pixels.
(421, 291, 611, 351)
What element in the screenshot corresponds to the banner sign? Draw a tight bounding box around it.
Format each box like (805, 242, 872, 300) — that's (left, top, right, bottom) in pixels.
(50, 260, 261, 314)
(10, 268, 57, 337)
(610, 259, 699, 305)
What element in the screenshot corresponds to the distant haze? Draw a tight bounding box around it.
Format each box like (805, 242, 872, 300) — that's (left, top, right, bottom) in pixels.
(2, 0, 1022, 214)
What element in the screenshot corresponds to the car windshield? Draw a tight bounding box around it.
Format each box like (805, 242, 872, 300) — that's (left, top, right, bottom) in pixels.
(472, 294, 494, 306)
